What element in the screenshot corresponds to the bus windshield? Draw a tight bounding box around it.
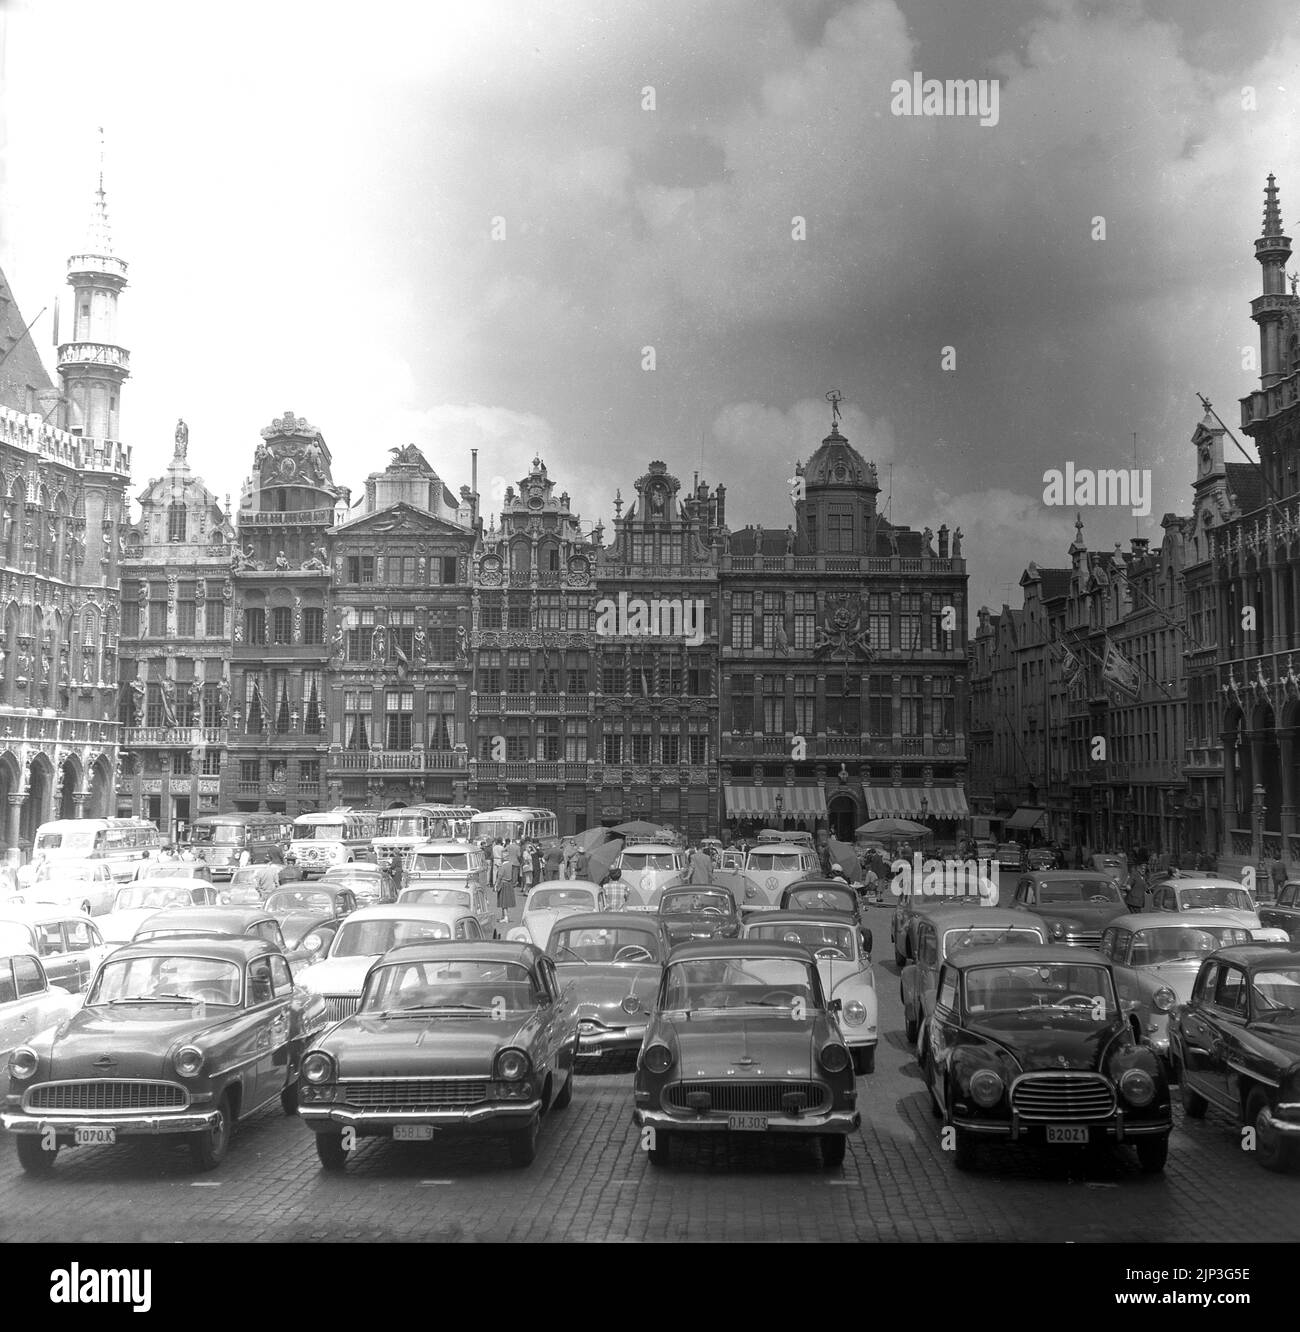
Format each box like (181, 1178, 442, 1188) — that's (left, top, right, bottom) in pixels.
(190, 825, 243, 846)
(296, 824, 345, 841)
(36, 829, 97, 854)
(473, 820, 523, 842)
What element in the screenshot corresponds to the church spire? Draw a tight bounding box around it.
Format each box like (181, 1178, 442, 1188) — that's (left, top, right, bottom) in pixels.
(1252, 174, 1294, 389)
(86, 127, 115, 258)
(1263, 173, 1284, 239)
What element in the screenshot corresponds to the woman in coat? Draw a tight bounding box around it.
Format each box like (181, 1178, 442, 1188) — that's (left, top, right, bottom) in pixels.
(497, 840, 519, 921)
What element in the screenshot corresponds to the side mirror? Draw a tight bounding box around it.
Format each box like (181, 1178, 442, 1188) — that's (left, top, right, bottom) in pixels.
(828, 997, 843, 1013)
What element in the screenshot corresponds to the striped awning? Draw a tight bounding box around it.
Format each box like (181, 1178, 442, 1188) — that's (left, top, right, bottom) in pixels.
(724, 785, 828, 819)
(865, 785, 970, 818)
(1005, 806, 1048, 831)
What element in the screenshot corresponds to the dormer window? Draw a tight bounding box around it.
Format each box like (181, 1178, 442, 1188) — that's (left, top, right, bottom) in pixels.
(167, 502, 187, 543)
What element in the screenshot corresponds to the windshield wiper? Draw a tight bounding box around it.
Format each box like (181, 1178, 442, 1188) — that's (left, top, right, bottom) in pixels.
(553, 945, 590, 965)
(110, 993, 202, 1004)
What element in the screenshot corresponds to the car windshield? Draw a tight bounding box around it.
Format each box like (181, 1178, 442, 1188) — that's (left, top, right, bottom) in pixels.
(748, 922, 855, 953)
(660, 891, 731, 915)
(942, 926, 1045, 954)
(1252, 967, 1300, 1018)
(35, 861, 99, 881)
(661, 956, 819, 1012)
(112, 886, 196, 911)
(330, 917, 453, 956)
(623, 853, 677, 870)
(281, 917, 328, 948)
(746, 851, 800, 869)
(362, 958, 540, 1013)
(529, 888, 598, 911)
(410, 853, 471, 873)
(964, 963, 1117, 1018)
(88, 955, 242, 1007)
(1128, 925, 1251, 962)
(788, 888, 854, 911)
(266, 890, 334, 914)
(550, 925, 661, 963)
(399, 887, 471, 909)
(1179, 887, 1252, 911)
(1038, 880, 1122, 904)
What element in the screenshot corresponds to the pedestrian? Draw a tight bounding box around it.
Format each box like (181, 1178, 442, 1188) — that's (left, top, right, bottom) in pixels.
(687, 844, 713, 885)
(828, 863, 849, 884)
(530, 840, 542, 889)
(1124, 864, 1148, 913)
(497, 847, 517, 922)
(543, 839, 563, 882)
(1269, 853, 1286, 903)
(492, 838, 505, 890)
(572, 844, 590, 881)
(238, 848, 252, 868)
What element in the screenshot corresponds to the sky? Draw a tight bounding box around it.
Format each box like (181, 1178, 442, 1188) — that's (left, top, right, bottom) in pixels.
(1, 0, 1298, 616)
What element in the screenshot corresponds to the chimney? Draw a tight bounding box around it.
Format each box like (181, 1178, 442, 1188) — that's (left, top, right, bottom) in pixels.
(938, 524, 950, 558)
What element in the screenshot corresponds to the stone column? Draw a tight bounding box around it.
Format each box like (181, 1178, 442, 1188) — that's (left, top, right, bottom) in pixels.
(1221, 729, 1237, 848)
(5, 793, 22, 856)
(1279, 730, 1296, 867)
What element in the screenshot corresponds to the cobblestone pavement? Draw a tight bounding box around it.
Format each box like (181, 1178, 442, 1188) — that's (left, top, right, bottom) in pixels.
(2, 901, 1298, 1242)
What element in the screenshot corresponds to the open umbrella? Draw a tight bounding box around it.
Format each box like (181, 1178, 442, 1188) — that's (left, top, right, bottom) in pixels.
(856, 818, 932, 839)
(613, 819, 667, 838)
(572, 826, 620, 853)
(585, 839, 623, 885)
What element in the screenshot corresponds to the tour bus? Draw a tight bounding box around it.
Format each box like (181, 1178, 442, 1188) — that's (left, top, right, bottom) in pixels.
(469, 807, 560, 851)
(371, 804, 480, 857)
(288, 807, 379, 878)
(32, 817, 163, 884)
(185, 811, 295, 880)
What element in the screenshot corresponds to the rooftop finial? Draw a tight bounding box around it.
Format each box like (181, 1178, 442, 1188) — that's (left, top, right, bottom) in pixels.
(87, 126, 114, 257)
(825, 388, 844, 432)
(1263, 173, 1283, 238)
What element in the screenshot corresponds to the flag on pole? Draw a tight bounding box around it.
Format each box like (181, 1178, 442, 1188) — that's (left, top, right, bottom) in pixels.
(1055, 641, 1083, 690)
(1101, 637, 1141, 700)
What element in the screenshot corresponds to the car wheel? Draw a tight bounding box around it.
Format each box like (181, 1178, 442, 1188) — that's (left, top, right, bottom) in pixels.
(1247, 1088, 1297, 1174)
(905, 1010, 919, 1045)
(16, 1134, 57, 1174)
(1135, 1135, 1169, 1174)
(315, 1131, 348, 1172)
(507, 1116, 540, 1167)
(552, 1067, 574, 1110)
(190, 1091, 233, 1171)
(280, 1081, 299, 1116)
(821, 1134, 847, 1168)
(647, 1129, 672, 1167)
(852, 1046, 875, 1076)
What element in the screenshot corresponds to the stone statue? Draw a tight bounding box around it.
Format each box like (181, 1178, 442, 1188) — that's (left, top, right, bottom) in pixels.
(159, 677, 179, 728)
(371, 625, 387, 661)
(175, 418, 189, 458)
(129, 677, 145, 725)
(414, 625, 428, 661)
(785, 526, 796, 554)
(275, 550, 290, 570)
(218, 678, 231, 720)
(456, 624, 469, 660)
(952, 527, 963, 557)
(330, 620, 345, 658)
(923, 527, 934, 552)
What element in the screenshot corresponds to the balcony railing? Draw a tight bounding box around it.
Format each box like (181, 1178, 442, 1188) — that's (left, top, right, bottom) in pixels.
(0, 709, 120, 747)
(236, 509, 336, 527)
(1240, 365, 1300, 428)
(723, 553, 959, 575)
(126, 726, 227, 747)
(57, 342, 130, 372)
(470, 760, 593, 783)
(719, 733, 965, 760)
(328, 749, 468, 773)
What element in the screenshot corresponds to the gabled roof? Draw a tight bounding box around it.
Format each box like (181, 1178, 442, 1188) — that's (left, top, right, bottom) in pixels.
(0, 265, 53, 413)
(334, 501, 470, 538)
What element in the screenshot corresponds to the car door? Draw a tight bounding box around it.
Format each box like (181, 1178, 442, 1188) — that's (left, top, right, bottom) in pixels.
(538, 955, 577, 1080)
(265, 952, 296, 1087)
(1204, 962, 1249, 1108)
(913, 921, 940, 1023)
(245, 955, 284, 1107)
(0, 957, 26, 1056)
(1101, 927, 1135, 1008)
(926, 963, 961, 1104)
(61, 916, 107, 992)
(1260, 884, 1299, 939)
(30, 919, 80, 993)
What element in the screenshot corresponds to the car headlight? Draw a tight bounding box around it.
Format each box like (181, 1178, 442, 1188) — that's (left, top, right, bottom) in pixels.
(1119, 1068, 1156, 1107)
(969, 1068, 1004, 1108)
(301, 1051, 336, 1085)
(642, 1043, 674, 1075)
(819, 1042, 850, 1074)
(9, 1047, 38, 1081)
(173, 1045, 204, 1078)
(1151, 986, 1177, 1013)
(1049, 920, 1067, 938)
(843, 999, 867, 1026)
(621, 995, 641, 1015)
(301, 932, 324, 955)
(494, 1048, 531, 1081)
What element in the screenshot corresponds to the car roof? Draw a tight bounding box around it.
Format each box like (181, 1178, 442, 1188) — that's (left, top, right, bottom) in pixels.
(322, 863, 380, 876)
(620, 843, 679, 854)
(119, 876, 204, 891)
(408, 841, 478, 853)
(944, 943, 1111, 968)
(548, 911, 662, 934)
(365, 900, 474, 921)
(268, 882, 350, 897)
(529, 880, 604, 893)
(1106, 912, 1254, 929)
(1207, 945, 1300, 968)
(375, 939, 543, 966)
(1154, 877, 1250, 890)
(918, 907, 1042, 929)
(667, 939, 819, 962)
(0, 904, 95, 924)
(743, 910, 859, 928)
(784, 880, 856, 893)
(136, 907, 273, 930)
(102, 936, 276, 965)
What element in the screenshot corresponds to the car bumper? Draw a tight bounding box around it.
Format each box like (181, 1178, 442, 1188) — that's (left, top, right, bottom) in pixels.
(1, 1109, 223, 1136)
(299, 1101, 543, 1134)
(576, 1026, 646, 1056)
(949, 1114, 1170, 1141)
(633, 1108, 860, 1136)
(1260, 1110, 1300, 1137)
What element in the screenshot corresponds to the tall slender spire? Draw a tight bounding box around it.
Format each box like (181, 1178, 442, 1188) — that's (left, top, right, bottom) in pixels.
(85, 126, 114, 258)
(1263, 173, 1283, 238)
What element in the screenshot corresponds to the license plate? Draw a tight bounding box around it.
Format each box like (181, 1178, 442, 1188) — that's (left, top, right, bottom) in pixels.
(392, 1124, 435, 1141)
(1045, 1125, 1089, 1144)
(73, 1126, 116, 1146)
(727, 1114, 768, 1131)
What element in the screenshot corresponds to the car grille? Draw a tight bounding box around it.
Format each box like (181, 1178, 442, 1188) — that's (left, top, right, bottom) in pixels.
(322, 994, 361, 1021)
(338, 1079, 489, 1111)
(1011, 1072, 1115, 1122)
(24, 1080, 189, 1115)
(663, 1080, 830, 1116)
(1061, 930, 1102, 948)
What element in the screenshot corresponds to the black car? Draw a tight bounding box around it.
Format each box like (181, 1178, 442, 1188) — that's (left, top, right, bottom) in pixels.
(1168, 945, 1300, 1172)
(922, 943, 1171, 1173)
(656, 885, 741, 947)
(781, 879, 867, 929)
(1260, 882, 1300, 943)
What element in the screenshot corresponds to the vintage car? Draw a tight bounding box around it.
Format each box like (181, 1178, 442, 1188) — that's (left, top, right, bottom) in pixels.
(129, 906, 330, 971)
(1091, 853, 1129, 883)
(1008, 871, 1129, 947)
(0, 908, 111, 994)
(396, 876, 497, 939)
(1026, 848, 1059, 871)
(616, 843, 689, 910)
(921, 943, 1172, 1172)
(901, 904, 1050, 1046)
(0, 950, 80, 1063)
(507, 881, 608, 949)
(224, 864, 280, 899)
(1169, 945, 1300, 1172)
(98, 881, 223, 946)
(2, 936, 330, 1173)
(891, 885, 989, 967)
(541, 912, 670, 1064)
(321, 863, 391, 906)
(1261, 881, 1300, 942)
(298, 940, 578, 1169)
(1100, 914, 1258, 1072)
(23, 859, 118, 916)
(781, 879, 868, 931)
(742, 911, 878, 1073)
(403, 840, 490, 895)
(295, 904, 485, 1021)
(657, 885, 742, 947)
(995, 843, 1026, 875)
(137, 861, 213, 883)
(740, 839, 824, 910)
(263, 885, 358, 964)
(1145, 878, 1283, 941)
(632, 940, 860, 1167)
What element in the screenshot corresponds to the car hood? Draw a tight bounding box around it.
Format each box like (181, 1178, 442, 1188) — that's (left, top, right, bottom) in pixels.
(517, 906, 592, 944)
(819, 958, 873, 999)
(659, 912, 735, 940)
(41, 1004, 234, 1080)
(662, 1012, 821, 1075)
(1132, 959, 1202, 1003)
(556, 963, 660, 1021)
(963, 1016, 1126, 1070)
(97, 909, 163, 944)
(324, 1010, 545, 1076)
(1244, 1019, 1300, 1064)
(296, 955, 376, 995)
(1033, 901, 1128, 923)
(1176, 907, 1261, 929)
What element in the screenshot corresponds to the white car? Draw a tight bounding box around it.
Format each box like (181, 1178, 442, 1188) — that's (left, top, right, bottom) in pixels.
(97, 879, 224, 946)
(616, 844, 687, 910)
(741, 843, 823, 910)
(1147, 878, 1288, 941)
(741, 911, 878, 1074)
(507, 881, 608, 949)
(0, 949, 81, 1063)
(0, 908, 111, 994)
(23, 859, 118, 915)
(295, 904, 487, 1021)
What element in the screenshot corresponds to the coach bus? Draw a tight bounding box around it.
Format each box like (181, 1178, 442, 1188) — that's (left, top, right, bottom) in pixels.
(469, 807, 560, 850)
(185, 811, 295, 880)
(372, 804, 480, 856)
(288, 807, 379, 877)
(32, 817, 163, 883)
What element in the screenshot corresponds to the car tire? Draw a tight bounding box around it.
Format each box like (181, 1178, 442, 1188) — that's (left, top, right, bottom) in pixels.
(280, 1081, 299, 1116)
(821, 1134, 847, 1168)
(507, 1116, 540, 1167)
(315, 1131, 349, 1172)
(852, 1046, 875, 1076)
(16, 1134, 57, 1174)
(552, 1067, 574, 1110)
(647, 1129, 672, 1167)
(1247, 1088, 1297, 1174)
(1135, 1135, 1169, 1174)
(905, 1011, 919, 1045)
(190, 1091, 233, 1171)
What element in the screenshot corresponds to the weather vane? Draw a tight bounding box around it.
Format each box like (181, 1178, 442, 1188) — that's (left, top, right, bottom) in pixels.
(825, 389, 844, 429)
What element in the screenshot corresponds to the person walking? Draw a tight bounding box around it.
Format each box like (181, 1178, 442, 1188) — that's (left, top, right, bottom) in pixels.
(1269, 853, 1287, 904)
(572, 844, 591, 881)
(543, 839, 564, 882)
(497, 842, 517, 924)
(687, 844, 713, 885)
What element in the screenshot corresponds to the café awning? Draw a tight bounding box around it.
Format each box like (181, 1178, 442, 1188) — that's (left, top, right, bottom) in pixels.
(723, 785, 828, 820)
(1005, 806, 1048, 831)
(864, 785, 970, 818)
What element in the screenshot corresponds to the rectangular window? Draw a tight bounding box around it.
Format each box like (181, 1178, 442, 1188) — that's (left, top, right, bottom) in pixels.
(687, 719, 709, 766)
(176, 583, 196, 636)
(344, 689, 371, 750)
(792, 675, 815, 734)
(630, 722, 652, 766)
(202, 749, 222, 777)
(687, 657, 711, 696)
(479, 596, 503, 630)
(537, 652, 560, 694)
(537, 595, 563, 630)
(506, 650, 530, 693)
(302, 607, 324, 645)
(302, 670, 323, 734)
(729, 592, 753, 649)
(565, 719, 587, 761)
(793, 593, 817, 650)
(731, 674, 755, 732)
(660, 730, 681, 766)
(271, 669, 291, 733)
(506, 600, 530, 631)
(931, 676, 955, 734)
(443, 556, 459, 585)
(426, 689, 458, 750)
(868, 593, 891, 652)
(825, 674, 860, 734)
(205, 581, 225, 639)
(603, 731, 624, 766)
(244, 607, 266, 646)
(240, 760, 260, 785)
(150, 583, 168, 637)
(602, 662, 626, 695)
(358, 557, 376, 584)
(659, 652, 683, 696)
(391, 608, 415, 661)
(900, 675, 924, 736)
(536, 717, 561, 761)
(762, 593, 783, 651)
(168, 504, 187, 543)
(385, 690, 414, 750)
(899, 594, 923, 653)
(828, 509, 855, 551)
(145, 683, 163, 728)
(868, 674, 893, 735)
(122, 601, 139, 638)
(300, 759, 320, 786)
(930, 597, 955, 651)
(478, 650, 501, 695)
(565, 659, 589, 694)
(762, 676, 785, 734)
(271, 607, 293, 645)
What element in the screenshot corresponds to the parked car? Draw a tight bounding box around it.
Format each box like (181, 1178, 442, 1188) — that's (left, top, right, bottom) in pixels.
(1145, 878, 1283, 940)
(542, 912, 670, 1064)
(742, 910, 878, 1073)
(0, 907, 111, 994)
(632, 940, 860, 1167)
(740, 841, 824, 910)
(263, 885, 358, 967)
(1260, 881, 1300, 942)
(137, 862, 213, 883)
(1101, 914, 1256, 1073)
(1168, 945, 1300, 1172)
(1008, 871, 1129, 947)
(128, 906, 320, 969)
(1026, 848, 1058, 871)
(921, 943, 1172, 1172)
(320, 863, 391, 906)
(0, 950, 80, 1063)
(395, 878, 499, 940)
(507, 881, 607, 949)
(2, 936, 329, 1173)
(402, 840, 489, 895)
(901, 904, 1050, 1045)
(298, 940, 578, 1169)
(781, 879, 869, 931)
(1091, 853, 1129, 883)
(23, 859, 117, 916)
(98, 880, 223, 946)
(657, 884, 742, 947)
(995, 843, 1025, 874)
(294, 904, 485, 1021)
(617, 843, 689, 910)
(890, 876, 996, 967)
